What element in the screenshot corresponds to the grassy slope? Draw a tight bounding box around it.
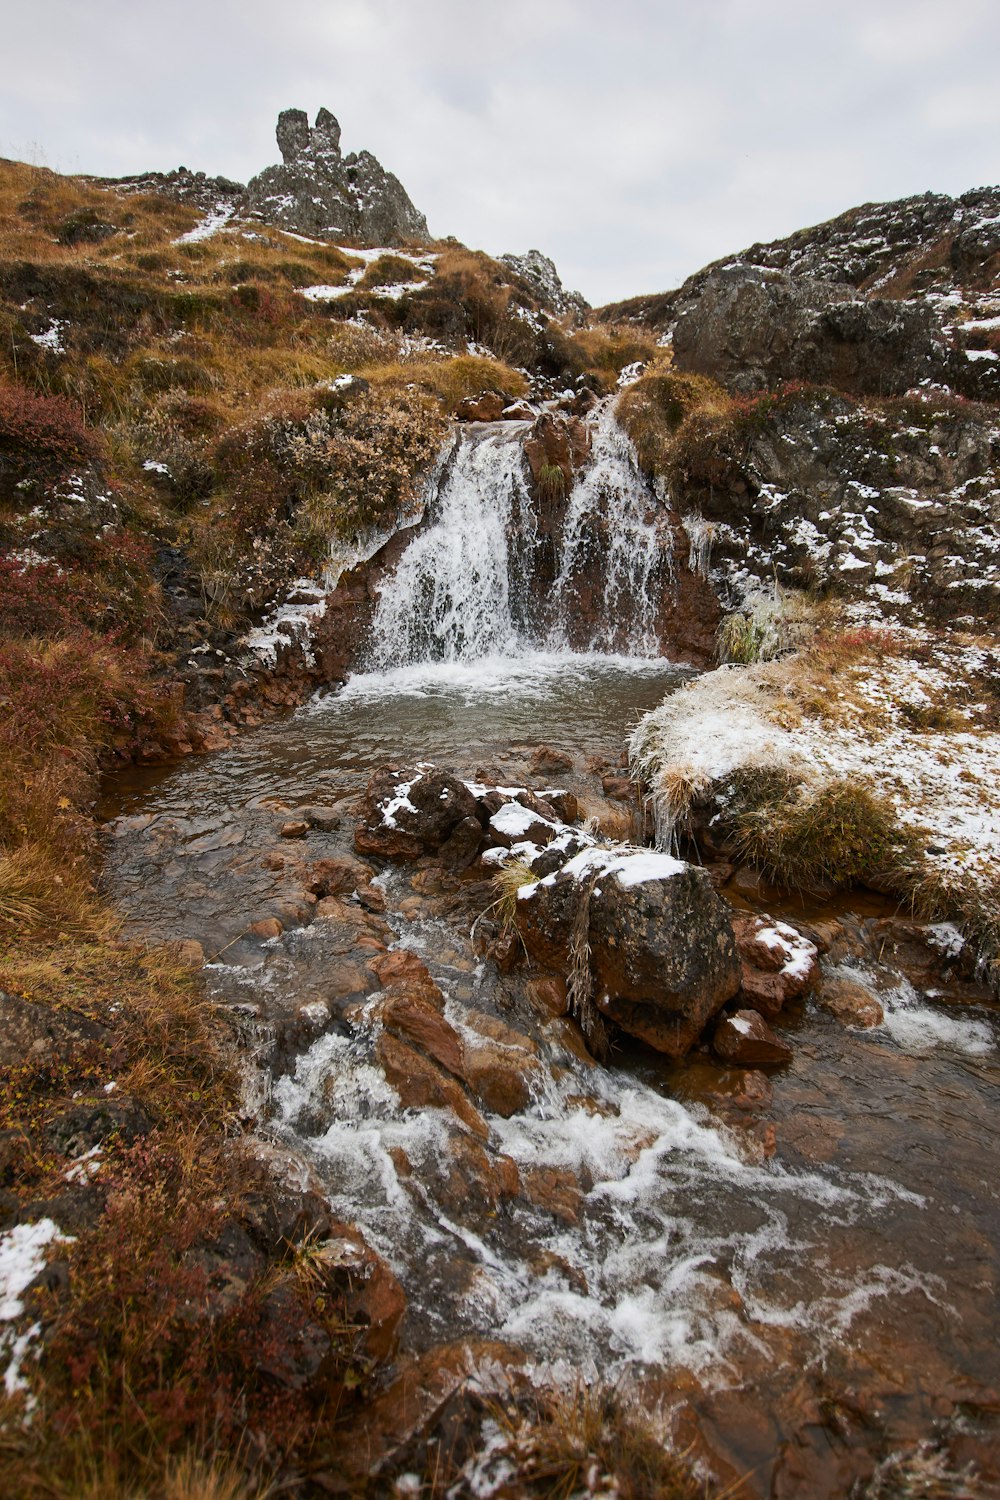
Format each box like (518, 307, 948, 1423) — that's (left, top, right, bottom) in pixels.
(0, 160, 673, 1495)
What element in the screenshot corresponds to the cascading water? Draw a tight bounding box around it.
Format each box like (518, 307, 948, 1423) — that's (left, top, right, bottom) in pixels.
(548, 401, 671, 654)
(367, 400, 674, 666)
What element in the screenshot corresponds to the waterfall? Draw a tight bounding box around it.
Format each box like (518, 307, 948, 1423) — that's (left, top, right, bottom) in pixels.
(368, 401, 673, 666)
(546, 402, 671, 655)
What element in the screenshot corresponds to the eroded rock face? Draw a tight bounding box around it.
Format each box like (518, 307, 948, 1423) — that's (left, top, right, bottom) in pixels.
(516, 848, 741, 1056)
(242, 106, 429, 245)
(673, 266, 950, 398)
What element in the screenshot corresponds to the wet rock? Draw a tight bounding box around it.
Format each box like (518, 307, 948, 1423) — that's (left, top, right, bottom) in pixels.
(502, 401, 536, 421)
(307, 855, 372, 897)
(0, 991, 109, 1070)
(440, 1136, 520, 1215)
(519, 1167, 584, 1224)
(358, 765, 479, 861)
(460, 1015, 541, 1116)
(380, 992, 466, 1078)
(601, 774, 635, 802)
(542, 1016, 598, 1067)
(368, 949, 444, 1008)
(529, 745, 574, 776)
(819, 976, 885, 1028)
(299, 803, 344, 832)
(732, 915, 820, 1018)
(487, 800, 561, 849)
(376, 1032, 488, 1140)
(314, 1223, 406, 1363)
(517, 848, 740, 1057)
(525, 975, 568, 1017)
(713, 1010, 793, 1067)
(439, 815, 484, 870)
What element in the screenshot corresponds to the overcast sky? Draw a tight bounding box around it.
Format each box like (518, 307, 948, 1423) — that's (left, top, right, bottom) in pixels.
(2, 0, 998, 305)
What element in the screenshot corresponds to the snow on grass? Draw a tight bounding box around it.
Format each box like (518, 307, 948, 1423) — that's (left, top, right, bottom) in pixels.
(28, 319, 66, 354)
(631, 635, 1000, 898)
(1, 1219, 71, 1403)
(174, 202, 236, 244)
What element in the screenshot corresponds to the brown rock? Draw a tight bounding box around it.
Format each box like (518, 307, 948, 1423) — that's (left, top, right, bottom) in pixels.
(439, 815, 483, 870)
(601, 775, 635, 802)
(249, 917, 283, 940)
(359, 765, 479, 859)
(517, 849, 740, 1057)
(355, 822, 423, 861)
(0, 990, 108, 1070)
(174, 939, 205, 969)
(525, 975, 568, 1017)
(713, 1009, 793, 1066)
(328, 962, 371, 1000)
(732, 914, 820, 1018)
(501, 401, 535, 421)
(279, 820, 309, 839)
(520, 1167, 584, 1224)
(442, 1136, 520, 1213)
(456, 390, 506, 422)
(376, 1033, 488, 1140)
(529, 745, 574, 775)
(381, 993, 465, 1077)
(314, 1223, 406, 1364)
(368, 949, 444, 1008)
(818, 977, 884, 1028)
(307, 855, 371, 897)
(542, 1017, 597, 1067)
(542, 788, 579, 823)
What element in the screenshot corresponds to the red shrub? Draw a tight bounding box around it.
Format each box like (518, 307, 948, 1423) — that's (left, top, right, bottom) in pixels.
(0, 381, 102, 465)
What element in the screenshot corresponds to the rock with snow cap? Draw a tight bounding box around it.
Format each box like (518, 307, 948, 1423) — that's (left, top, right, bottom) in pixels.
(713, 1009, 793, 1066)
(357, 764, 479, 861)
(516, 846, 741, 1057)
(732, 914, 820, 1018)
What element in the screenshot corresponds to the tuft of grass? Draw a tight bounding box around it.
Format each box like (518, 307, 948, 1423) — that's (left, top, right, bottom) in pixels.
(536, 462, 568, 502)
(490, 857, 538, 933)
(716, 769, 925, 893)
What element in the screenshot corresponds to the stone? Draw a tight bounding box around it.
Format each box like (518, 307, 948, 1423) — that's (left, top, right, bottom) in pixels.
(307, 855, 371, 897)
(0, 990, 109, 1071)
(279, 820, 309, 840)
(368, 949, 444, 1007)
(713, 1010, 793, 1067)
(438, 815, 484, 870)
(517, 847, 740, 1057)
(173, 939, 205, 969)
(541, 788, 578, 823)
(299, 804, 344, 832)
(455, 391, 506, 422)
(380, 992, 466, 1079)
(519, 1167, 584, 1224)
(242, 107, 429, 245)
(249, 917, 283, 940)
(819, 977, 885, 1028)
(529, 745, 574, 775)
(525, 975, 568, 1017)
(672, 264, 952, 397)
(502, 402, 536, 421)
(732, 915, 820, 1019)
(601, 774, 635, 802)
(359, 765, 479, 860)
(376, 1033, 488, 1140)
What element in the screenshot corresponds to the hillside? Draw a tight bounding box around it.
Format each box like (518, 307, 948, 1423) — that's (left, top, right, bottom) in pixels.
(1, 129, 999, 1499)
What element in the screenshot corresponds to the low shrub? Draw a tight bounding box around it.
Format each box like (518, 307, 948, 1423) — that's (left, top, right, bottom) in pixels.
(0, 380, 101, 465)
(715, 767, 924, 892)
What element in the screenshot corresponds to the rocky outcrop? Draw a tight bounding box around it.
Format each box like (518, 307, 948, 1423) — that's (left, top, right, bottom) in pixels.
(516, 848, 741, 1056)
(672, 266, 952, 399)
(500, 249, 588, 321)
(242, 107, 429, 245)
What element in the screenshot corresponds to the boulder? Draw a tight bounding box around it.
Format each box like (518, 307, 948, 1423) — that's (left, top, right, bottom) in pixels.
(713, 1010, 793, 1067)
(516, 847, 740, 1056)
(376, 1032, 488, 1140)
(732, 915, 820, 1018)
(819, 976, 885, 1028)
(455, 391, 507, 422)
(357, 765, 479, 861)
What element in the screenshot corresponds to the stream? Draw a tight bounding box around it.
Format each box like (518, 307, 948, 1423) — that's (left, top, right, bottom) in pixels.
(100, 412, 1000, 1491)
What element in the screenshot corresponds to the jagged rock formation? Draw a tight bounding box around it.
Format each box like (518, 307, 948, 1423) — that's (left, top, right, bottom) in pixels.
(241, 106, 429, 245)
(601, 186, 1000, 401)
(91, 165, 244, 212)
(500, 249, 588, 321)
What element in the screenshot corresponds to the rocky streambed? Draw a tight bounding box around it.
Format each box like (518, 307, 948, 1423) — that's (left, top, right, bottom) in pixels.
(98, 654, 1000, 1495)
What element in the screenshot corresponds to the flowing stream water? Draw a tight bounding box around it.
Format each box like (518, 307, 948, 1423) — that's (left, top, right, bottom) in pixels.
(102, 412, 1000, 1489)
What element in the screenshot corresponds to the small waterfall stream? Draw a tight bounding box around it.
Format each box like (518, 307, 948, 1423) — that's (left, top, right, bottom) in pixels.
(368, 400, 674, 665)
